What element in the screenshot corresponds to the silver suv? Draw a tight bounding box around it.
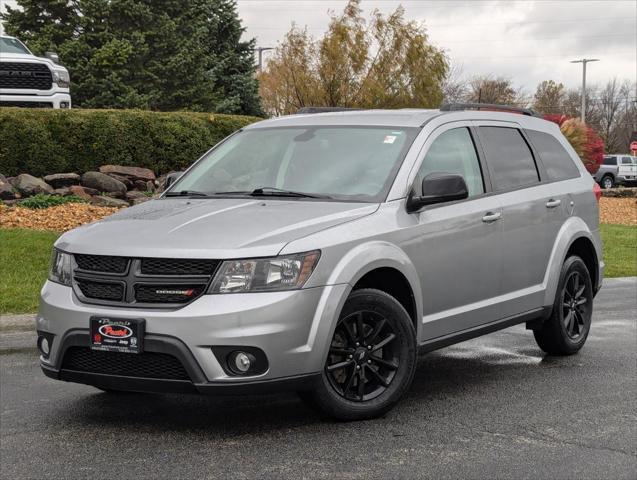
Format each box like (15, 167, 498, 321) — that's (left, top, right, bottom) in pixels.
(38, 104, 604, 420)
(594, 154, 637, 189)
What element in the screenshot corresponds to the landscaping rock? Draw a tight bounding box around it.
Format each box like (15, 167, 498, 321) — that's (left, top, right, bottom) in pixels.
(0, 177, 18, 200)
(105, 173, 134, 190)
(146, 181, 156, 193)
(99, 165, 155, 182)
(52, 187, 71, 196)
(81, 172, 127, 196)
(125, 191, 148, 201)
(68, 185, 99, 200)
(43, 173, 80, 189)
(133, 179, 149, 191)
(0, 174, 7, 183)
(90, 195, 129, 208)
(10, 174, 54, 196)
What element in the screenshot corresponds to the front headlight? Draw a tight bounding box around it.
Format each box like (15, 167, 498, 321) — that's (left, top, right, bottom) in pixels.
(49, 249, 72, 286)
(210, 250, 320, 293)
(53, 69, 70, 88)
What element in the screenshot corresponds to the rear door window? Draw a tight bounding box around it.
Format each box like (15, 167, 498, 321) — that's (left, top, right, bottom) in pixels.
(603, 156, 616, 165)
(479, 127, 539, 191)
(526, 130, 580, 181)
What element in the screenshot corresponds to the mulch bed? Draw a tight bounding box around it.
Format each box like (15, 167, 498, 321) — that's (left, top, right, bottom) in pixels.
(0, 197, 635, 232)
(599, 197, 637, 226)
(0, 203, 121, 232)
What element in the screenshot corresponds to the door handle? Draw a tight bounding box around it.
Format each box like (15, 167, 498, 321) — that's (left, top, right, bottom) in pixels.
(482, 211, 501, 223)
(546, 199, 561, 208)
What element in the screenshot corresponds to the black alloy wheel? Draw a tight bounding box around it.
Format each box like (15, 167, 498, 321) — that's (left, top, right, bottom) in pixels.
(303, 289, 417, 421)
(561, 270, 591, 340)
(533, 255, 593, 355)
(326, 310, 400, 402)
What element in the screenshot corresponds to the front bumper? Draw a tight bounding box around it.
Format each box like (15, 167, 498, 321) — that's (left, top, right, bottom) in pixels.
(0, 92, 71, 108)
(38, 281, 349, 392)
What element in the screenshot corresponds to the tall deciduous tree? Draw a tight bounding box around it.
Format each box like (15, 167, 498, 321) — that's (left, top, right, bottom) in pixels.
(1, 0, 262, 115)
(466, 75, 526, 106)
(533, 80, 566, 115)
(258, 0, 448, 115)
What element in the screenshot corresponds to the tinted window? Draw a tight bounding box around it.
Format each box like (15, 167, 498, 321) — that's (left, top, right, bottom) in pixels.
(416, 128, 484, 197)
(527, 130, 580, 180)
(603, 156, 616, 165)
(479, 127, 539, 191)
(621, 156, 636, 165)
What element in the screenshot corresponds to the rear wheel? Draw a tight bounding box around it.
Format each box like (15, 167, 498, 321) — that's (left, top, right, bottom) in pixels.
(601, 175, 614, 189)
(304, 288, 417, 421)
(533, 256, 593, 355)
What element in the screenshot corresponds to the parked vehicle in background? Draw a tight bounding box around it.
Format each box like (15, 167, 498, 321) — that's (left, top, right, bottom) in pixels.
(37, 104, 603, 420)
(0, 35, 71, 109)
(594, 154, 637, 189)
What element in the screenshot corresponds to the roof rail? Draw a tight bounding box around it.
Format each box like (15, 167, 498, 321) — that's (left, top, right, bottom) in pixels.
(296, 106, 362, 114)
(440, 103, 541, 118)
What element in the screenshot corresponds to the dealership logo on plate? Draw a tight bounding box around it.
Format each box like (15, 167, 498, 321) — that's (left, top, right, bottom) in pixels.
(98, 324, 133, 339)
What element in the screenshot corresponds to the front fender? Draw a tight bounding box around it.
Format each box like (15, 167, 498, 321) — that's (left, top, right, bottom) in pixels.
(324, 241, 423, 336)
(542, 216, 601, 307)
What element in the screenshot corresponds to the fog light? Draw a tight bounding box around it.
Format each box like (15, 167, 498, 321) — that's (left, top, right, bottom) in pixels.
(60, 102, 70, 109)
(229, 351, 255, 374)
(38, 336, 50, 356)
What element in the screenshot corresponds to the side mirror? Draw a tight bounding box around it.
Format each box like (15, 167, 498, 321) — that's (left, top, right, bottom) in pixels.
(45, 52, 60, 64)
(407, 173, 468, 212)
(164, 171, 184, 189)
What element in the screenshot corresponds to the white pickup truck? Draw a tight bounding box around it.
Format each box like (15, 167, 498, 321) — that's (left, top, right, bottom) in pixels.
(0, 35, 71, 108)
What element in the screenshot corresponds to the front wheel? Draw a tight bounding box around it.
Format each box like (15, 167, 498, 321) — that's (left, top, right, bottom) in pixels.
(304, 288, 417, 421)
(601, 175, 614, 189)
(533, 256, 593, 355)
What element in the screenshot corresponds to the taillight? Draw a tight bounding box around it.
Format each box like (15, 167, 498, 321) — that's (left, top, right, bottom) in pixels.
(593, 182, 602, 202)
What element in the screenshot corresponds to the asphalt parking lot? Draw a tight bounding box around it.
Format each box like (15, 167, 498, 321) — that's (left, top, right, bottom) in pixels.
(1, 277, 635, 479)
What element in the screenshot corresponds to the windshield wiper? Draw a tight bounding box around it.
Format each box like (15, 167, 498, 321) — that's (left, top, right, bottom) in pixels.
(164, 190, 211, 197)
(250, 187, 331, 199)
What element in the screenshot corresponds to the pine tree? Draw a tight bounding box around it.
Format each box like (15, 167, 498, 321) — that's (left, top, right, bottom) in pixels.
(1, 0, 262, 115)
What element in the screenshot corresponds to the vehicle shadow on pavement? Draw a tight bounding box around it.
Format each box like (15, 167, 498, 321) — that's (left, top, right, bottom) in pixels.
(53, 341, 568, 435)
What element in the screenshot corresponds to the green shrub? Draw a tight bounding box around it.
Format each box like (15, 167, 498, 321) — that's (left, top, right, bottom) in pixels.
(18, 193, 87, 209)
(0, 108, 261, 177)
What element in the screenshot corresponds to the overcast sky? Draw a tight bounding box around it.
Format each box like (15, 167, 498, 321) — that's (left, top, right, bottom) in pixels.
(1, 0, 635, 93)
(237, 0, 636, 93)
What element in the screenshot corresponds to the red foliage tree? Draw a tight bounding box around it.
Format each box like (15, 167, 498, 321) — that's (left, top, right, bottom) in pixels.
(543, 114, 604, 174)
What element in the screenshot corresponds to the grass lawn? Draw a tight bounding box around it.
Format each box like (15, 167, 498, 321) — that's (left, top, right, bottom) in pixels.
(600, 224, 637, 278)
(0, 224, 635, 314)
(0, 229, 58, 314)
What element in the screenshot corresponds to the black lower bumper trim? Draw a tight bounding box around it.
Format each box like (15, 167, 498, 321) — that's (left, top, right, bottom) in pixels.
(42, 363, 321, 395)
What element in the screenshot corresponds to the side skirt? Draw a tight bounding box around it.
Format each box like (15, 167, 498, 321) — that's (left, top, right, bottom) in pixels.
(418, 307, 551, 354)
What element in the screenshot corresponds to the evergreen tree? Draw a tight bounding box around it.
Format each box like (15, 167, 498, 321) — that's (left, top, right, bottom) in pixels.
(1, 0, 262, 115)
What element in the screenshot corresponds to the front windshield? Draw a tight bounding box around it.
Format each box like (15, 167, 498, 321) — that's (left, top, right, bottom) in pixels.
(0, 37, 30, 54)
(170, 126, 418, 202)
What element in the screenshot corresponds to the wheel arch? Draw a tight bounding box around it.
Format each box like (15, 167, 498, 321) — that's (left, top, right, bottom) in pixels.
(325, 242, 423, 338)
(543, 217, 601, 306)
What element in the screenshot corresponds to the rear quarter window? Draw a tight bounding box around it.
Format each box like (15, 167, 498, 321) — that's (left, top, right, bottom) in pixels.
(526, 130, 581, 181)
(478, 126, 539, 191)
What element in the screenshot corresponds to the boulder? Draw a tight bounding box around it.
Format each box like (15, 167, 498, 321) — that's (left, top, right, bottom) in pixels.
(10, 173, 53, 196)
(52, 187, 71, 197)
(133, 179, 149, 191)
(0, 173, 7, 183)
(99, 165, 155, 182)
(0, 177, 18, 200)
(125, 190, 148, 201)
(43, 173, 80, 189)
(81, 172, 127, 196)
(68, 185, 99, 200)
(131, 196, 152, 206)
(146, 181, 156, 193)
(90, 195, 129, 208)
(105, 173, 134, 190)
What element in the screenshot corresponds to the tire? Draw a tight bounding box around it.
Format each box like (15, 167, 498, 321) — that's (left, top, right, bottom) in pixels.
(305, 288, 417, 421)
(601, 175, 614, 189)
(533, 256, 593, 355)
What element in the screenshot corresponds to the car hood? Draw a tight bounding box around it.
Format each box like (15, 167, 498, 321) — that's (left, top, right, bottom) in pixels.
(56, 198, 378, 258)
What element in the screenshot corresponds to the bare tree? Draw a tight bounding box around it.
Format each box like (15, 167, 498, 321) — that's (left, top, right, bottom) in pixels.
(441, 62, 468, 104)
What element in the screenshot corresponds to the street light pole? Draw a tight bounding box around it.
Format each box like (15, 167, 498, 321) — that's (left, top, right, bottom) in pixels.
(256, 47, 274, 71)
(570, 58, 599, 124)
